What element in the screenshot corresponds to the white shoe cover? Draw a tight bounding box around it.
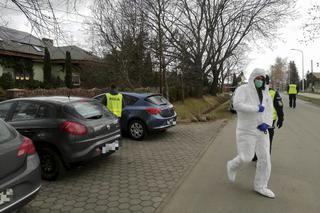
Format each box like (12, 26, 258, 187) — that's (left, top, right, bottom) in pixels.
(254, 188, 275, 198)
(227, 161, 236, 183)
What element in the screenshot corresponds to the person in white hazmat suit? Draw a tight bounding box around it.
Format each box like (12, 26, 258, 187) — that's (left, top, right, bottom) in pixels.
(227, 68, 275, 198)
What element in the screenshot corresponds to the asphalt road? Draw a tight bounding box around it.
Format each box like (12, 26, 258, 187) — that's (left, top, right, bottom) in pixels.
(158, 94, 320, 213)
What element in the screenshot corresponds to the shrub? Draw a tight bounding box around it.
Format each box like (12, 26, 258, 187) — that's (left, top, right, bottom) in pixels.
(0, 73, 14, 89)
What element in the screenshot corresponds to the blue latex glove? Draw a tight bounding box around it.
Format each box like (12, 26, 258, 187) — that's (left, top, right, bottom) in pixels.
(258, 104, 265, 113)
(257, 123, 269, 132)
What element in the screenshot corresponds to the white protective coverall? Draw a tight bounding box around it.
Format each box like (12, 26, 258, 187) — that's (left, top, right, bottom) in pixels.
(228, 68, 273, 190)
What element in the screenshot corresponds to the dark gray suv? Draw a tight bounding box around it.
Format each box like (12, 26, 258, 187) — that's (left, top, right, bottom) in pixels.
(0, 119, 41, 212)
(0, 96, 121, 180)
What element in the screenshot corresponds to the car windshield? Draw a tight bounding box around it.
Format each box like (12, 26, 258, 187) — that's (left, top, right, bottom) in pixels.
(146, 95, 168, 106)
(70, 101, 105, 119)
(0, 120, 13, 143)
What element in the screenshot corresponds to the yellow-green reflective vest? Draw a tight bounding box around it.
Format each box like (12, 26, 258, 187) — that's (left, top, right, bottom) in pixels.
(269, 89, 277, 120)
(288, 84, 298, 94)
(106, 93, 123, 118)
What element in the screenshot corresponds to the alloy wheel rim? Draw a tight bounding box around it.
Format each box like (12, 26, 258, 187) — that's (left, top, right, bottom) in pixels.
(41, 152, 56, 174)
(130, 122, 143, 138)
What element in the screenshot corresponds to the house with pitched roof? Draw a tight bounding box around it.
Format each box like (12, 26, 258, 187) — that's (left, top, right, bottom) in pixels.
(306, 72, 320, 93)
(0, 26, 101, 87)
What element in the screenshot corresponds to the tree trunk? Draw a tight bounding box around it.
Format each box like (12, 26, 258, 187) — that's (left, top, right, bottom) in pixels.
(210, 65, 220, 96)
(180, 72, 185, 102)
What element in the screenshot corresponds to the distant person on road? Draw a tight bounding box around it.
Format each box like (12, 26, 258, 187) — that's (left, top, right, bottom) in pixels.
(101, 84, 123, 118)
(252, 75, 284, 161)
(227, 68, 275, 198)
(287, 83, 299, 108)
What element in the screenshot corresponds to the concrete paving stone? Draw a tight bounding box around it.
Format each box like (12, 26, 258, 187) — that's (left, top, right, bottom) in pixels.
(129, 198, 141, 205)
(130, 204, 143, 211)
(118, 203, 130, 210)
(107, 196, 120, 202)
(139, 191, 150, 195)
(70, 207, 85, 213)
(151, 197, 162, 203)
(153, 202, 161, 208)
(140, 200, 153, 207)
(37, 202, 52, 209)
(118, 197, 130, 203)
(96, 199, 108, 205)
(44, 197, 57, 203)
(107, 201, 119, 207)
(119, 188, 129, 193)
(94, 205, 108, 212)
(140, 195, 151, 201)
(35, 209, 51, 213)
(84, 203, 97, 210)
(129, 193, 141, 199)
(108, 191, 119, 196)
(50, 203, 64, 210)
(75, 197, 87, 202)
(73, 201, 86, 208)
(118, 209, 131, 213)
(142, 206, 156, 213)
(29, 200, 44, 207)
(86, 197, 98, 203)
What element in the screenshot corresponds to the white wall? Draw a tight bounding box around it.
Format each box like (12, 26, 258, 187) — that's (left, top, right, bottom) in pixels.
(33, 62, 43, 82)
(52, 64, 65, 80)
(0, 64, 3, 77)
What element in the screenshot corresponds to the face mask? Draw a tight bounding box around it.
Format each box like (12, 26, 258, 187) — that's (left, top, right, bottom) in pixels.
(255, 79, 263, 88)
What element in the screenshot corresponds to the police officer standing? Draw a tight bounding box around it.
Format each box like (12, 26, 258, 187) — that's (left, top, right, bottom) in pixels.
(287, 82, 299, 108)
(253, 75, 284, 161)
(101, 84, 123, 118)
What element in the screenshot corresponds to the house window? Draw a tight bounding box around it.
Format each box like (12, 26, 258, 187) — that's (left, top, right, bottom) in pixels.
(72, 73, 81, 86)
(33, 45, 43, 52)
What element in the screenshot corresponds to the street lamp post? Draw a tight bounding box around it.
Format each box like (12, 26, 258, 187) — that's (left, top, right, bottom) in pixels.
(290, 48, 304, 92)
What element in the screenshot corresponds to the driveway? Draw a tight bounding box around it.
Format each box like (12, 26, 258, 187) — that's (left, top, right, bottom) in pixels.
(22, 120, 226, 213)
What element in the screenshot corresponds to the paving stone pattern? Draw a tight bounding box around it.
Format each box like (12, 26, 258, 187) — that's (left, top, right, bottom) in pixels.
(22, 121, 225, 213)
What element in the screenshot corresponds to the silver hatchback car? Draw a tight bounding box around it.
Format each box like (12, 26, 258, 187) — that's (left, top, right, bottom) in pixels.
(0, 119, 41, 213)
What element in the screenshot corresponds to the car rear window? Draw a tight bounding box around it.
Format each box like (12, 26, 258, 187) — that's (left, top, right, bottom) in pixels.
(70, 100, 111, 119)
(0, 120, 14, 143)
(146, 95, 168, 106)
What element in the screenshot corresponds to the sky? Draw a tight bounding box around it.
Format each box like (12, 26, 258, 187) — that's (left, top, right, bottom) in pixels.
(1, 0, 320, 80)
(245, 0, 320, 79)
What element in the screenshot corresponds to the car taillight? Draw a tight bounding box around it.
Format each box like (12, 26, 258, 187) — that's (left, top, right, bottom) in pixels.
(146, 108, 161, 115)
(59, 121, 87, 135)
(17, 137, 36, 157)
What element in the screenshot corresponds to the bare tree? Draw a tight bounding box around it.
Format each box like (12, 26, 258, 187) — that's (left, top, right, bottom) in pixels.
(303, 3, 320, 42)
(144, 0, 171, 98)
(270, 57, 287, 90)
(90, 0, 149, 88)
(0, 0, 86, 43)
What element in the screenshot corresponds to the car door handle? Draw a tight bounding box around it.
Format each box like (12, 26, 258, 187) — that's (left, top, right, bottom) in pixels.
(21, 129, 34, 133)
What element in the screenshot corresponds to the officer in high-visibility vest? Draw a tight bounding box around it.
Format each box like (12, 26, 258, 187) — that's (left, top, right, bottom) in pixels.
(253, 75, 284, 161)
(101, 84, 124, 118)
(287, 83, 299, 108)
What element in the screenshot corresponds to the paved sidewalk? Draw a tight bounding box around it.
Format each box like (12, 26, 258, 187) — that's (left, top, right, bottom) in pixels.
(298, 92, 320, 99)
(158, 102, 320, 213)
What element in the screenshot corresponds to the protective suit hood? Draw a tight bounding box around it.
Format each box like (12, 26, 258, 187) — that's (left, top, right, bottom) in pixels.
(248, 68, 266, 90)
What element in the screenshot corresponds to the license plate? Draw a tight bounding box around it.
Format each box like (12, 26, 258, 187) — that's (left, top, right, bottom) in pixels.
(0, 189, 13, 206)
(101, 141, 119, 154)
(167, 119, 176, 125)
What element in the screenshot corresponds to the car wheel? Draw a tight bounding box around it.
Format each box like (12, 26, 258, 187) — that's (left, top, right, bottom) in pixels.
(39, 148, 66, 180)
(129, 120, 146, 140)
